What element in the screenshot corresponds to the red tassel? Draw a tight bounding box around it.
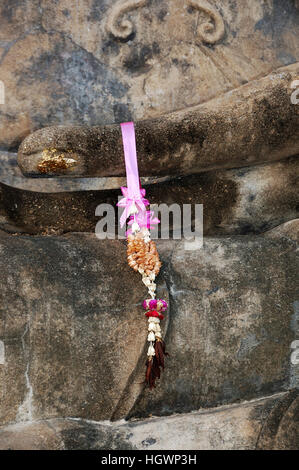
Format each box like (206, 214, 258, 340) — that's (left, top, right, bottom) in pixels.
(145, 357, 159, 389)
(145, 357, 153, 385)
(155, 339, 168, 369)
(145, 340, 168, 388)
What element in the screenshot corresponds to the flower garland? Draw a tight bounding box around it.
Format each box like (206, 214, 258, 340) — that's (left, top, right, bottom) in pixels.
(117, 122, 168, 388)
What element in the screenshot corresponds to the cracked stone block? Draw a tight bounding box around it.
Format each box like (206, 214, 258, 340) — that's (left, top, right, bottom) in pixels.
(0, 222, 297, 425)
(0, 392, 297, 450)
(0, 232, 167, 425)
(0, 0, 298, 452)
(128, 225, 298, 419)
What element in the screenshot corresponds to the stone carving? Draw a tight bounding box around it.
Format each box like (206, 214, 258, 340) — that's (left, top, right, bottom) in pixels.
(106, 0, 225, 44)
(106, 0, 147, 39)
(17, 63, 299, 178)
(188, 0, 225, 44)
(1, 1, 298, 148)
(0, 0, 298, 450)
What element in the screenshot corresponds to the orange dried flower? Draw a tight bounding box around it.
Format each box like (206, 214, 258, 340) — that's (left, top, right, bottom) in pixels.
(127, 234, 161, 276)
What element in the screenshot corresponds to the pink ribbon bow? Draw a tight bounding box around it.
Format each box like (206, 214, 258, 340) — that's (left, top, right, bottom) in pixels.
(117, 186, 149, 228)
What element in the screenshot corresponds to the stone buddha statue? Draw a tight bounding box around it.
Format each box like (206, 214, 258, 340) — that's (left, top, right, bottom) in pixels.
(0, 0, 298, 449)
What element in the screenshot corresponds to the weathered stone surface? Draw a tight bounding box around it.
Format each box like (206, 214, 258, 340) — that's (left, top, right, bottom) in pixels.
(0, 150, 170, 193)
(0, 392, 297, 450)
(0, 0, 298, 451)
(0, 150, 117, 192)
(17, 62, 299, 177)
(256, 389, 299, 450)
(264, 218, 299, 243)
(129, 230, 298, 419)
(1, 156, 298, 235)
(0, 230, 169, 426)
(0, 418, 135, 450)
(1, 0, 298, 151)
(0, 225, 297, 425)
(0, 420, 64, 450)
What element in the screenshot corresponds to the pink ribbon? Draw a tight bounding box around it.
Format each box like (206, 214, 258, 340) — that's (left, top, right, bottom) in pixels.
(127, 210, 160, 235)
(118, 186, 149, 228)
(117, 122, 149, 228)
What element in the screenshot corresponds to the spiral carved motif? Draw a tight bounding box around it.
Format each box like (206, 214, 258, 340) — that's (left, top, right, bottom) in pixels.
(106, 0, 147, 39)
(188, 0, 225, 44)
(106, 0, 225, 44)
